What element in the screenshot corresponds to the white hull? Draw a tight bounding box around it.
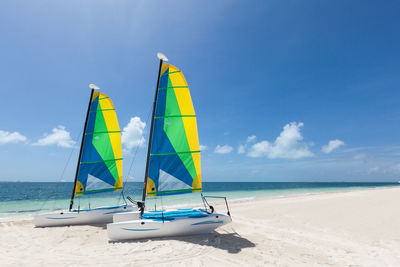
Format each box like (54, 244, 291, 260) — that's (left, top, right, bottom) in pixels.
(107, 210, 231, 241)
(113, 210, 141, 222)
(34, 205, 136, 227)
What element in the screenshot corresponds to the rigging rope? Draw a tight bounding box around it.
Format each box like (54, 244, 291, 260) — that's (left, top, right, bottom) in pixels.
(38, 128, 82, 211)
(118, 105, 153, 205)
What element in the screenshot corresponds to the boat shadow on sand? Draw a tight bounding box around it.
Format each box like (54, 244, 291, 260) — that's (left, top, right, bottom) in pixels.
(109, 231, 255, 254)
(33, 223, 109, 229)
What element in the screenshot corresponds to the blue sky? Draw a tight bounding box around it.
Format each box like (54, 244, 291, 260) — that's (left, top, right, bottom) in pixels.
(0, 0, 399, 182)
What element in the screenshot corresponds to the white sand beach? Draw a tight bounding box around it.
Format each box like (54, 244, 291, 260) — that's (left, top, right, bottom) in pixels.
(1, 187, 400, 266)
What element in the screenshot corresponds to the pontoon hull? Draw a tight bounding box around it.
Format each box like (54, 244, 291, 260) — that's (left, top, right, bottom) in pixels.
(107, 212, 231, 241)
(113, 210, 141, 222)
(34, 205, 136, 227)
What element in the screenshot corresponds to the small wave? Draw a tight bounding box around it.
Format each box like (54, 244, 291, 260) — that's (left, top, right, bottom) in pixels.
(228, 197, 255, 202)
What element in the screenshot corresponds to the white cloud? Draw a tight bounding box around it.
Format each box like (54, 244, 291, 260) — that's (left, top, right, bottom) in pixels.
(200, 144, 208, 151)
(247, 135, 256, 143)
(33, 126, 76, 148)
(354, 153, 368, 160)
(352, 152, 371, 165)
(238, 135, 257, 154)
(247, 122, 313, 159)
(214, 145, 233, 154)
(322, 139, 344, 154)
(238, 144, 246, 154)
(121, 117, 146, 152)
(0, 130, 27, 145)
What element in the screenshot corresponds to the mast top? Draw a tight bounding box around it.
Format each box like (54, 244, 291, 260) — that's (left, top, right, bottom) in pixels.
(89, 84, 100, 90)
(157, 52, 168, 61)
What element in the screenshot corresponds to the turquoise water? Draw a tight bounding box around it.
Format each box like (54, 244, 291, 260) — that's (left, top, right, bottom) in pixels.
(0, 182, 399, 221)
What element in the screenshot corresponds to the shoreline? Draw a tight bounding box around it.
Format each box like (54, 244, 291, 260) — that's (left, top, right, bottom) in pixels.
(1, 185, 399, 223)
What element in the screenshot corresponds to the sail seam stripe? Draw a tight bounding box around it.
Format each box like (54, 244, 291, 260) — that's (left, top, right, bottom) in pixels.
(147, 188, 201, 195)
(90, 109, 115, 112)
(80, 158, 123, 164)
(158, 86, 188, 90)
(75, 187, 123, 195)
(155, 115, 196, 118)
(99, 97, 109, 100)
(161, 70, 181, 76)
(85, 131, 121, 135)
(150, 151, 200, 156)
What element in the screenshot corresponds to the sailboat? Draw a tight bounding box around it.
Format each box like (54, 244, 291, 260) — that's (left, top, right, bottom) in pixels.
(34, 84, 136, 227)
(107, 54, 231, 241)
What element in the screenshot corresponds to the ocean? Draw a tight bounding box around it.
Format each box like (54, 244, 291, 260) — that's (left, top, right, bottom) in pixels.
(0, 182, 399, 221)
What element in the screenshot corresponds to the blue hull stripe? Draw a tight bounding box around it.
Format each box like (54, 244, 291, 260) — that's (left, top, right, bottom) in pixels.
(191, 220, 223, 226)
(103, 210, 132, 215)
(121, 228, 160, 231)
(71, 205, 128, 213)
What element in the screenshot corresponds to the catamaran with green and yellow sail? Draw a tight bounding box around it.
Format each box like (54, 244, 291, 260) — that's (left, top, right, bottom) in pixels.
(107, 54, 231, 240)
(34, 85, 136, 227)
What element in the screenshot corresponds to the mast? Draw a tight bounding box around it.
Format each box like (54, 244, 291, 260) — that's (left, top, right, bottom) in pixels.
(69, 87, 96, 211)
(141, 54, 167, 208)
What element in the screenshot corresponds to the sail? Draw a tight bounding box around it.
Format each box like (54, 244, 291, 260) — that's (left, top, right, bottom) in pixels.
(146, 63, 201, 196)
(75, 92, 123, 195)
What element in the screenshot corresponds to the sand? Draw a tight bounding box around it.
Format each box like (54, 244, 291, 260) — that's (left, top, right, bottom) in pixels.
(1, 187, 400, 266)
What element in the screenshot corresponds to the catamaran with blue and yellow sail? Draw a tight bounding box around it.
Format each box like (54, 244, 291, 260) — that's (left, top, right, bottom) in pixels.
(34, 85, 136, 227)
(107, 54, 231, 240)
